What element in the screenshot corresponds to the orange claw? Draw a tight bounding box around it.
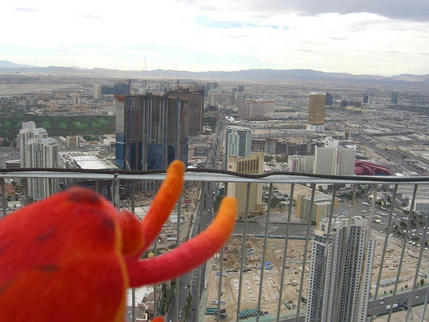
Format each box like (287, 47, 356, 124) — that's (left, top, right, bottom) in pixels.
(138, 160, 185, 256)
(126, 197, 237, 287)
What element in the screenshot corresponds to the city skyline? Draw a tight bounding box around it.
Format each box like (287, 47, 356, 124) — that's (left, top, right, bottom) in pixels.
(2, 0, 429, 75)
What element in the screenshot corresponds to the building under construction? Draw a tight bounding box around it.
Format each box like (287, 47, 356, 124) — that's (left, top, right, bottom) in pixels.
(115, 93, 189, 170)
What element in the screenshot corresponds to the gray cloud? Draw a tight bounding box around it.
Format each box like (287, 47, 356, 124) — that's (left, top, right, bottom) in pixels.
(178, 0, 429, 22)
(254, 0, 429, 21)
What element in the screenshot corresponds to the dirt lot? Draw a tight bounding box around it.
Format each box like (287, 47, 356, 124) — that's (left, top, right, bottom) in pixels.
(203, 233, 429, 321)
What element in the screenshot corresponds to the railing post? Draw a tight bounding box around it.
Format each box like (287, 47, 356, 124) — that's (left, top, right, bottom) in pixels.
(112, 173, 120, 209)
(236, 182, 251, 322)
(1, 178, 6, 217)
(174, 194, 182, 322)
(405, 208, 428, 321)
(387, 184, 418, 321)
(24, 178, 29, 205)
(371, 184, 398, 320)
(131, 180, 136, 322)
(256, 183, 273, 322)
(276, 183, 295, 321)
(296, 183, 316, 319)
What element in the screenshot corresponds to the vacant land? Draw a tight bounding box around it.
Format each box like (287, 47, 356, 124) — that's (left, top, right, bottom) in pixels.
(204, 233, 429, 321)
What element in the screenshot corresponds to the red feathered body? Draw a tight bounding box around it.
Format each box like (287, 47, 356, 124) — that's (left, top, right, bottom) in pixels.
(0, 188, 130, 322)
(0, 161, 237, 322)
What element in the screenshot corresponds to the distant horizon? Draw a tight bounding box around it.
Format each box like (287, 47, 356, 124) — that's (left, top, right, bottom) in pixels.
(1, 59, 428, 78)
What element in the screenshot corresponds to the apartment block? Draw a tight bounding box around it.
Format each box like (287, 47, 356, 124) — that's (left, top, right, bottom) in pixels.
(306, 217, 375, 322)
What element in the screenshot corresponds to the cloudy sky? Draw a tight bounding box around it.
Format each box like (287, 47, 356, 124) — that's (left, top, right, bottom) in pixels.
(2, 0, 429, 75)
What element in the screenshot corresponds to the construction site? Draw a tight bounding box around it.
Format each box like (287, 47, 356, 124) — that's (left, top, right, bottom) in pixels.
(203, 233, 429, 321)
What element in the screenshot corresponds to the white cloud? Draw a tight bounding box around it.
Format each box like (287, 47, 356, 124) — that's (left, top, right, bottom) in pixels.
(1, 0, 429, 74)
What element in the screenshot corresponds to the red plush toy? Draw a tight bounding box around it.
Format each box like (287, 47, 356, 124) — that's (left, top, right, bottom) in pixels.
(0, 160, 237, 322)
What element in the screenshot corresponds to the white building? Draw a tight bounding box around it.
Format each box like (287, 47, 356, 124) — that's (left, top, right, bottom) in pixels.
(306, 216, 375, 322)
(18, 125, 59, 200)
(24, 137, 59, 200)
(313, 146, 355, 176)
(225, 126, 252, 169)
(93, 84, 102, 99)
(18, 127, 47, 167)
(289, 155, 314, 173)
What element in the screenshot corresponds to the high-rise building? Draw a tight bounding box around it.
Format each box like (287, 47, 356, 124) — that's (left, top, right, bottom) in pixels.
(237, 99, 275, 120)
(308, 93, 326, 125)
(115, 94, 189, 170)
(18, 127, 48, 167)
(227, 153, 264, 216)
(94, 84, 102, 99)
(363, 93, 370, 105)
(101, 85, 114, 95)
(306, 216, 375, 322)
(18, 126, 58, 200)
(391, 91, 399, 105)
(114, 81, 130, 96)
(168, 88, 204, 135)
(325, 92, 333, 106)
(225, 126, 252, 169)
(289, 155, 314, 173)
(313, 146, 355, 176)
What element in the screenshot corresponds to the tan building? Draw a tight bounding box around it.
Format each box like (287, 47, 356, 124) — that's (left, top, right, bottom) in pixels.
(169, 88, 204, 135)
(308, 93, 326, 125)
(237, 99, 275, 120)
(66, 136, 80, 148)
(227, 153, 264, 217)
(296, 193, 339, 225)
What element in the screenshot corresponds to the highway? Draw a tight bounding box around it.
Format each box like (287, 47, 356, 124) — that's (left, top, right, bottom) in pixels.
(166, 111, 224, 322)
(354, 133, 426, 175)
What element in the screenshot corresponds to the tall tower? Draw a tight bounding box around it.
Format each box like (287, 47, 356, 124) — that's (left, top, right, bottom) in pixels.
(115, 94, 189, 170)
(224, 126, 252, 170)
(18, 127, 48, 167)
(309, 93, 326, 125)
(18, 126, 58, 200)
(168, 88, 204, 135)
(93, 84, 102, 99)
(391, 91, 399, 105)
(306, 217, 375, 322)
(325, 92, 333, 106)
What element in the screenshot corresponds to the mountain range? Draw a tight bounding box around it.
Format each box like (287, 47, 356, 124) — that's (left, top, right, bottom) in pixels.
(1, 60, 429, 84)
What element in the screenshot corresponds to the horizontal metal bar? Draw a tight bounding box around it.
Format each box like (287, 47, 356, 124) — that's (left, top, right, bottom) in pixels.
(1, 171, 429, 185)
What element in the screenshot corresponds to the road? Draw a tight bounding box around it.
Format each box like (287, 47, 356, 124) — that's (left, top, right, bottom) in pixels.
(166, 110, 224, 321)
(354, 134, 426, 175)
(279, 287, 429, 322)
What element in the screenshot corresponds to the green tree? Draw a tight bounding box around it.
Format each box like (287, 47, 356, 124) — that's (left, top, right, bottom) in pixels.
(275, 155, 288, 163)
(264, 155, 274, 162)
(270, 196, 282, 208)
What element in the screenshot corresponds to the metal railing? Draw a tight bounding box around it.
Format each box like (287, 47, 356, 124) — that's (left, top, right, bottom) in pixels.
(1, 169, 429, 322)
